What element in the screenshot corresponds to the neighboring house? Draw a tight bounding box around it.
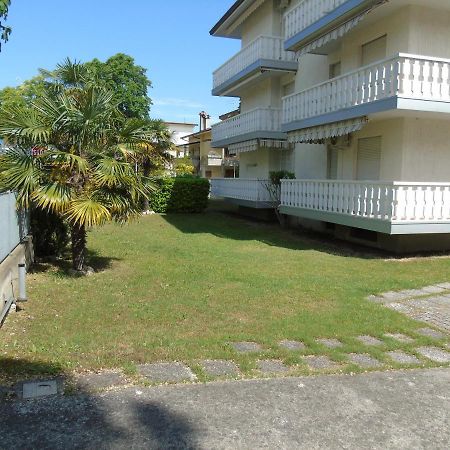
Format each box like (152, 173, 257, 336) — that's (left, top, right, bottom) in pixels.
(0, 146, 33, 324)
(180, 112, 239, 178)
(210, 0, 450, 253)
(164, 121, 198, 158)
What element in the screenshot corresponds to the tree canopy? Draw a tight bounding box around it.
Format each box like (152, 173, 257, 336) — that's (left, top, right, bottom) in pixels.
(85, 53, 152, 119)
(0, 53, 153, 120)
(0, 0, 11, 50)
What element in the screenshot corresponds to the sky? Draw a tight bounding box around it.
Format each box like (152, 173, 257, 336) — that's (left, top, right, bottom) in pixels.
(0, 0, 241, 128)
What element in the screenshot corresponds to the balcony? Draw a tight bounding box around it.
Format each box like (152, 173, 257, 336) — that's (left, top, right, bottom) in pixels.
(213, 36, 297, 97)
(282, 54, 450, 134)
(211, 107, 286, 148)
(280, 179, 450, 234)
(210, 178, 272, 208)
(284, 0, 384, 53)
(203, 156, 223, 167)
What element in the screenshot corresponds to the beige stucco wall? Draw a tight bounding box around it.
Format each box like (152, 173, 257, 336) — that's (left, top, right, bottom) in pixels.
(401, 118, 450, 182)
(239, 147, 294, 178)
(241, 0, 282, 47)
(329, 5, 450, 72)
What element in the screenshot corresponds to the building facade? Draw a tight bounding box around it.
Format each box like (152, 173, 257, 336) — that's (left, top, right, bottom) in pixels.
(210, 0, 450, 252)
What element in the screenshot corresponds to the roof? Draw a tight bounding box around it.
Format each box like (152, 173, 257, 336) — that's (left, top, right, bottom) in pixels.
(210, 0, 265, 39)
(210, 0, 246, 36)
(164, 121, 197, 126)
(181, 128, 212, 141)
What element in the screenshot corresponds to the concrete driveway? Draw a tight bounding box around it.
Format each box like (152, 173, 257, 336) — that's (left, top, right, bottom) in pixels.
(1, 368, 449, 449)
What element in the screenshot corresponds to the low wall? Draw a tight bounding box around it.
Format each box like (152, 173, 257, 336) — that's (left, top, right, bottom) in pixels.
(0, 237, 33, 324)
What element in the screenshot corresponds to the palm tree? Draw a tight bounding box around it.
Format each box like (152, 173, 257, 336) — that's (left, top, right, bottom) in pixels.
(0, 60, 157, 272)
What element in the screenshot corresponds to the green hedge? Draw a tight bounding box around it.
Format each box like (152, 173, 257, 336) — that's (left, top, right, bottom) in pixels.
(150, 177, 210, 213)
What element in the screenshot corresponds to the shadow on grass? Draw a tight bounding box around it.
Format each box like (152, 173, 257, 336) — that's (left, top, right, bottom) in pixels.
(30, 249, 122, 277)
(162, 208, 389, 260)
(0, 356, 198, 448)
(163, 200, 450, 260)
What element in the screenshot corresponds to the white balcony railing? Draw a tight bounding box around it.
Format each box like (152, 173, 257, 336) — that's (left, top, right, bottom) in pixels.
(281, 180, 450, 223)
(211, 179, 272, 203)
(212, 108, 283, 144)
(213, 36, 296, 90)
(284, 0, 348, 41)
(283, 54, 450, 124)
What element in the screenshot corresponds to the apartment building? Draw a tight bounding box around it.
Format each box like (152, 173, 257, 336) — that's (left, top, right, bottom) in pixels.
(210, 0, 450, 252)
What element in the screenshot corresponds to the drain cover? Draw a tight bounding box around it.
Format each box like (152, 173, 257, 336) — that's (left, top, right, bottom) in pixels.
(22, 380, 58, 399)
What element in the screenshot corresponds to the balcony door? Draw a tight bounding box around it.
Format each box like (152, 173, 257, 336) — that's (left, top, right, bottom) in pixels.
(361, 35, 387, 66)
(356, 137, 381, 181)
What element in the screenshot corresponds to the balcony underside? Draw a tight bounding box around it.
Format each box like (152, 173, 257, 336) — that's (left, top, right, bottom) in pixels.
(280, 205, 450, 235)
(284, 0, 383, 53)
(212, 131, 287, 149)
(213, 60, 298, 97)
(282, 96, 450, 133)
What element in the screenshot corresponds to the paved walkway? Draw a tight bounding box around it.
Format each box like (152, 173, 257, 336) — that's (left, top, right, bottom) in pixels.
(1, 368, 449, 449)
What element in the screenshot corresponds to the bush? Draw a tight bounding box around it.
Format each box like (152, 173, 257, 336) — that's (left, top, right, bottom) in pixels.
(150, 176, 210, 213)
(30, 207, 70, 257)
(269, 170, 295, 186)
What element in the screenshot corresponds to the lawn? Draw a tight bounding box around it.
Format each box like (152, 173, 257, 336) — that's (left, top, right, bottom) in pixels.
(1, 203, 450, 384)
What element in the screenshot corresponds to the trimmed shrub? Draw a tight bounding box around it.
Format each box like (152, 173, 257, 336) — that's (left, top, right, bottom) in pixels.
(269, 170, 295, 186)
(150, 176, 210, 213)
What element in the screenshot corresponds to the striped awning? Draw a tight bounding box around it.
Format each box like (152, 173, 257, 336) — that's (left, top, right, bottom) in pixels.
(287, 118, 368, 144)
(296, 1, 387, 57)
(228, 139, 292, 154)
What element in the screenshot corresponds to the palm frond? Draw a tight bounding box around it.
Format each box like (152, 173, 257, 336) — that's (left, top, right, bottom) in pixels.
(65, 194, 111, 227)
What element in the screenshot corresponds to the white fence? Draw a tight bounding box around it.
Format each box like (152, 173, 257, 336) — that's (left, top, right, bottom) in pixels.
(284, 0, 348, 41)
(283, 54, 450, 124)
(280, 179, 450, 222)
(213, 36, 296, 89)
(212, 108, 283, 144)
(211, 178, 272, 203)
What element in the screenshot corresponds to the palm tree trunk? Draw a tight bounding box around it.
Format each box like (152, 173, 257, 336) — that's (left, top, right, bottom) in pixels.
(71, 223, 86, 271)
(142, 159, 151, 211)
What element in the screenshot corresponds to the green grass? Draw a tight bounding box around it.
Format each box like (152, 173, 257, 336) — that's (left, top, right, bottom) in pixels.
(1, 204, 449, 384)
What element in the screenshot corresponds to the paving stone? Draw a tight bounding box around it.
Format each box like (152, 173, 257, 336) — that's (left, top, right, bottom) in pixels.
(397, 289, 430, 298)
(356, 335, 384, 346)
(138, 362, 196, 383)
(316, 338, 343, 349)
(380, 291, 410, 301)
(257, 360, 289, 375)
(420, 285, 447, 295)
(278, 340, 306, 351)
(348, 353, 383, 369)
(385, 303, 414, 314)
(416, 347, 450, 363)
(200, 360, 240, 377)
(384, 333, 415, 343)
(416, 328, 447, 340)
(386, 351, 421, 365)
(230, 342, 263, 353)
(304, 355, 339, 370)
(75, 371, 127, 391)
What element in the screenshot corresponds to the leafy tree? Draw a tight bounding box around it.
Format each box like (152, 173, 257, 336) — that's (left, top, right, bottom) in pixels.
(85, 53, 152, 119)
(0, 75, 47, 108)
(0, 0, 11, 50)
(0, 60, 157, 272)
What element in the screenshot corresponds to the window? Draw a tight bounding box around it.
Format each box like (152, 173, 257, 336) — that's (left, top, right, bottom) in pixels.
(327, 147, 338, 180)
(356, 136, 381, 181)
(361, 35, 387, 66)
(329, 62, 341, 79)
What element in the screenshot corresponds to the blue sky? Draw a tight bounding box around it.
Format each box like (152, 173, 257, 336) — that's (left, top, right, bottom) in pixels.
(0, 0, 240, 128)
